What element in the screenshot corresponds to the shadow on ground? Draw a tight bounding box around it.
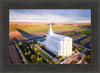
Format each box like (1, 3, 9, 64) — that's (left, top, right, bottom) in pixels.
(9, 28, 46, 44)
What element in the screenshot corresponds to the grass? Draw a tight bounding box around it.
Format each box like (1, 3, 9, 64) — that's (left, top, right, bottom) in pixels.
(78, 29, 91, 35)
(9, 25, 84, 33)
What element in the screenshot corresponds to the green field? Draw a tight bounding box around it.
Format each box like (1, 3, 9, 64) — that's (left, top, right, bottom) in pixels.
(9, 25, 85, 33)
(77, 29, 91, 35)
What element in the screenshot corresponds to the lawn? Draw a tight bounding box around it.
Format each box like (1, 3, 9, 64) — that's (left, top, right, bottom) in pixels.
(78, 29, 91, 35)
(9, 24, 84, 33)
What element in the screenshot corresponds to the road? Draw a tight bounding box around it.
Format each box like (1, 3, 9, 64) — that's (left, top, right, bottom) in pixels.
(73, 35, 91, 49)
(9, 41, 21, 64)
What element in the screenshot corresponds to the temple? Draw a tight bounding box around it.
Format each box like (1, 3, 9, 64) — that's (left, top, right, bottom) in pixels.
(44, 23, 72, 57)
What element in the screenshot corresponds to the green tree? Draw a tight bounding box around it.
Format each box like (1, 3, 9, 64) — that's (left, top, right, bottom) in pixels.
(56, 55, 59, 59)
(30, 55, 34, 59)
(58, 58, 62, 62)
(34, 44, 37, 48)
(37, 41, 40, 45)
(37, 58, 40, 62)
(74, 49, 78, 53)
(18, 42, 22, 46)
(27, 46, 29, 49)
(24, 52, 28, 55)
(34, 48, 37, 52)
(22, 59, 25, 63)
(28, 51, 31, 55)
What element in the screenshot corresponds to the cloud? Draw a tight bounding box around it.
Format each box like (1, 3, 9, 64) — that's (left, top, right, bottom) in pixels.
(9, 9, 91, 23)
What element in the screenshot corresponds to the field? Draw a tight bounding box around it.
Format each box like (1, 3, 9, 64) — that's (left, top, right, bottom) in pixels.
(9, 24, 89, 33)
(9, 23, 90, 40)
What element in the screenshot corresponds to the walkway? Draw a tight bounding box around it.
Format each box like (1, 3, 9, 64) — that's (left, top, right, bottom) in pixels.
(15, 43, 28, 64)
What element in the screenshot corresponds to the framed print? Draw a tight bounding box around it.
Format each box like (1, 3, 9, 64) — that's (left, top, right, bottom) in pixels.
(0, 0, 100, 73)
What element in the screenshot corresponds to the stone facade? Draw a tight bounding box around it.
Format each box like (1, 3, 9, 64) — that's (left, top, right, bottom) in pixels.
(45, 24, 72, 57)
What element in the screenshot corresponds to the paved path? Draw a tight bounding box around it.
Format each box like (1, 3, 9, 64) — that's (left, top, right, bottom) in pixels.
(15, 43, 28, 64)
(9, 41, 21, 64)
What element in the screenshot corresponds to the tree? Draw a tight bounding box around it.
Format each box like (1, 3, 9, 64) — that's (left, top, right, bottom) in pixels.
(24, 52, 28, 56)
(40, 57, 42, 61)
(34, 48, 37, 52)
(37, 52, 40, 56)
(56, 55, 59, 59)
(34, 44, 37, 48)
(28, 51, 31, 55)
(37, 58, 40, 62)
(37, 41, 40, 45)
(18, 42, 22, 46)
(22, 59, 25, 63)
(58, 58, 62, 62)
(74, 49, 78, 53)
(27, 46, 29, 49)
(86, 55, 91, 63)
(30, 55, 34, 59)
(89, 45, 91, 48)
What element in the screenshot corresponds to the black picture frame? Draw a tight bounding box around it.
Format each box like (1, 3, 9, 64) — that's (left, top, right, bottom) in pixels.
(0, 0, 100, 73)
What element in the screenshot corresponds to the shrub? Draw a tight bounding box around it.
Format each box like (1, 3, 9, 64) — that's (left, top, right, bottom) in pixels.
(18, 42, 22, 46)
(56, 55, 59, 59)
(28, 51, 31, 55)
(86, 55, 91, 63)
(30, 55, 34, 59)
(24, 52, 28, 55)
(37, 41, 40, 45)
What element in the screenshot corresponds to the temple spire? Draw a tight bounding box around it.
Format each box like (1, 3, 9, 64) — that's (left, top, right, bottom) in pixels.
(48, 23, 54, 36)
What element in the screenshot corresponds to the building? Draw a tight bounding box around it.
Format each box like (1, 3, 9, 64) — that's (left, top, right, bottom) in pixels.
(44, 24, 72, 57)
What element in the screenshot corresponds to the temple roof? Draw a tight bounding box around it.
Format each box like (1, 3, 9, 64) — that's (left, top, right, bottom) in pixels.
(47, 23, 71, 41)
(48, 34, 69, 41)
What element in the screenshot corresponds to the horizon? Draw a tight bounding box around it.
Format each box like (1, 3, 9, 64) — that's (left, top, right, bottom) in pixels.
(9, 22, 91, 24)
(9, 9, 91, 23)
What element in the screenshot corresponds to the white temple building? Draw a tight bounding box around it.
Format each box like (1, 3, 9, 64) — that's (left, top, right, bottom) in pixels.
(44, 23, 72, 57)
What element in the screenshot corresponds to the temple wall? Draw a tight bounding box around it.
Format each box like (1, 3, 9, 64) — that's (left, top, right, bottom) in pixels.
(45, 36, 72, 57)
(45, 38, 61, 54)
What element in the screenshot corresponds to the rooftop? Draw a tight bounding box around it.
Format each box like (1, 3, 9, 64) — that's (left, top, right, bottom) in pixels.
(47, 23, 71, 41)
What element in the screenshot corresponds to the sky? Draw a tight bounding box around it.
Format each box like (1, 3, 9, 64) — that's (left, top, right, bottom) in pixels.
(9, 9, 91, 23)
